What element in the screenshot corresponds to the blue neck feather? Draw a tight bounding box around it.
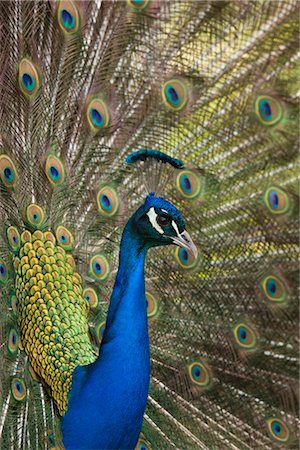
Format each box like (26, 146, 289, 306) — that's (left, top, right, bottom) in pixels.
(62, 218, 150, 450)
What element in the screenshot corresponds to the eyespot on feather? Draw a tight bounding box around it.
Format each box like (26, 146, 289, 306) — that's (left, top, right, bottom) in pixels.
(86, 98, 111, 133)
(127, 0, 150, 10)
(89, 255, 110, 281)
(18, 59, 40, 98)
(263, 186, 291, 215)
(57, 0, 81, 35)
(146, 291, 158, 318)
(261, 274, 287, 304)
(11, 377, 27, 401)
(97, 186, 119, 217)
(45, 155, 65, 186)
(83, 287, 98, 309)
(233, 323, 257, 349)
(135, 436, 152, 450)
(176, 170, 202, 199)
(94, 321, 106, 344)
(8, 328, 19, 355)
(7, 226, 21, 253)
(26, 204, 45, 228)
(254, 95, 283, 126)
(174, 247, 198, 269)
(188, 361, 211, 387)
(0, 155, 18, 188)
(55, 226, 74, 250)
(0, 260, 8, 283)
(162, 79, 188, 111)
(267, 418, 290, 443)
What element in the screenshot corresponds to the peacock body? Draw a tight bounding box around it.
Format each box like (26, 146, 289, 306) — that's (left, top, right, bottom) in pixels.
(0, 1, 299, 449)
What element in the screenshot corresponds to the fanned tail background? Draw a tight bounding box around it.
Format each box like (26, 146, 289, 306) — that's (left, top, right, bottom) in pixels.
(0, 1, 299, 449)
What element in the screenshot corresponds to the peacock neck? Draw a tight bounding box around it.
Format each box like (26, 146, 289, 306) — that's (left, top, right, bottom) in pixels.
(103, 218, 149, 341)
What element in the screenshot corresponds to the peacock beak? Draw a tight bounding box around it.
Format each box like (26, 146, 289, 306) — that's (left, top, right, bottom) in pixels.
(169, 230, 198, 258)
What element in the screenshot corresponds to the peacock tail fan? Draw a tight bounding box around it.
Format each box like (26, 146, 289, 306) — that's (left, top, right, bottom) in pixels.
(0, 0, 299, 449)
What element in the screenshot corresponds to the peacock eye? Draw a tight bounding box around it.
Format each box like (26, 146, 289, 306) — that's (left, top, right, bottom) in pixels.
(157, 214, 172, 227)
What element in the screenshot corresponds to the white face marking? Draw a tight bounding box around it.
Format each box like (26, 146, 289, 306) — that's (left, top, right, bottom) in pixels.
(171, 220, 180, 238)
(147, 207, 164, 234)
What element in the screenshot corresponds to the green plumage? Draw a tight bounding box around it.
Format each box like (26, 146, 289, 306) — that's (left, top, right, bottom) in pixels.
(0, 0, 299, 449)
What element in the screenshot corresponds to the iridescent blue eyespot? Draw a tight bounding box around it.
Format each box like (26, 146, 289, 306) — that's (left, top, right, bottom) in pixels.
(4, 167, 14, 182)
(263, 186, 291, 215)
(0, 261, 8, 282)
(192, 364, 201, 380)
(127, 0, 150, 9)
(261, 274, 287, 303)
(90, 109, 104, 127)
(255, 95, 283, 126)
(8, 328, 18, 355)
(22, 73, 35, 92)
(238, 327, 247, 342)
(11, 377, 27, 401)
(166, 85, 180, 106)
(233, 323, 257, 349)
(180, 174, 192, 193)
(18, 59, 40, 98)
(188, 361, 210, 387)
(58, 1, 80, 35)
(45, 155, 65, 186)
(267, 279, 276, 296)
(89, 255, 109, 281)
(259, 99, 272, 121)
(61, 9, 75, 29)
(97, 186, 119, 217)
(86, 98, 110, 132)
(56, 226, 74, 250)
(100, 194, 112, 211)
(269, 190, 279, 209)
(272, 422, 281, 435)
(83, 288, 98, 308)
(180, 248, 188, 262)
(267, 418, 290, 442)
(176, 170, 202, 199)
(50, 166, 59, 179)
(162, 79, 188, 111)
(93, 261, 102, 274)
(0, 156, 18, 188)
(175, 246, 198, 270)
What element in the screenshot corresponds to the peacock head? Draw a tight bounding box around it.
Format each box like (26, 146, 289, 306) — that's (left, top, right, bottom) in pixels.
(130, 193, 197, 257)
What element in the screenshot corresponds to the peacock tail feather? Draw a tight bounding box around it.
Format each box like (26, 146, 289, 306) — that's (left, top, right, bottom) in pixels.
(0, 0, 299, 449)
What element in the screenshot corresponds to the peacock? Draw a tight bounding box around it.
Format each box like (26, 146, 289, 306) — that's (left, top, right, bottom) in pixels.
(0, 0, 299, 449)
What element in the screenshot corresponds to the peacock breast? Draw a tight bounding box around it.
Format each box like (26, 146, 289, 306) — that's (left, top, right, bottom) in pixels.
(14, 229, 96, 415)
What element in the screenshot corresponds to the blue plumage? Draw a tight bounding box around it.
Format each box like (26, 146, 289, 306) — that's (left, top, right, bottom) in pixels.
(62, 195, 196, 449)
